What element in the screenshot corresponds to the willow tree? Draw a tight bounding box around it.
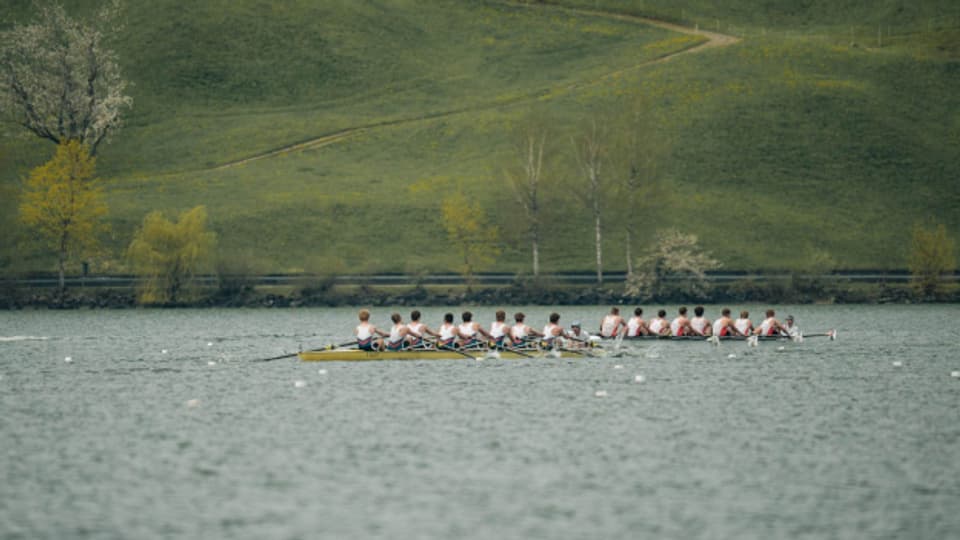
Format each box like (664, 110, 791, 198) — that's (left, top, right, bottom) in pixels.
(440, 192, 500, 282)
(127, 206, 217, 304)
(0, 0, 132, 155)
(908, 223, 955, 297)
(19, 139, 108, 296)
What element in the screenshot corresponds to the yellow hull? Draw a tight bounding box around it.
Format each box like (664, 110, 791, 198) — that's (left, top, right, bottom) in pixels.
(297, 348, 590, 362)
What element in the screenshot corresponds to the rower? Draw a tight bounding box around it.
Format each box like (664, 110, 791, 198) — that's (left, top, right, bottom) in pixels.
(784, 315, 800, 338)
(690, 305, 712, 336)
(542, 312, 569, 349)
(712, 308, 745, 338)
(408, 310, 440, 348)
(734, 310, 753, 336)
(459, 311, 492, 349)
(648, 309, 670, 335)
(385, 313, 420, 351)
(599, 307, 626, 338)
(670, 306, 697, 337)
(437, 313, 460, 349)
(355, 309, 387, 351)
(626, 307, 651, 337)
(489, 310, 510, 349)
(755, 309, 790, 337)
(510, 312, 543, 347)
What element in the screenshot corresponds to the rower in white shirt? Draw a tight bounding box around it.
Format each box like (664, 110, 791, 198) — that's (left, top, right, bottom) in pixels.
(734, 310, 753, 336)
(626, 307, 651, 337)
(690, 305, 712, 336)
(599, 307, 626, 338)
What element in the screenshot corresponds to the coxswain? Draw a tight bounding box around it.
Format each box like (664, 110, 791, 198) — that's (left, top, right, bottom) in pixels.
(755, 309, 790, 336)
(784, 315, 800, 338)
(670, 306, 697, 337)
(599, 307, 626, 338)
(355, 309, 387, 351)
(711, 308, 745, 337)
(437, 313, 460, 349)
(509, 312, 543, 347)
(385, 313, 420, 351)
(648, 309, 670, 335)
(408, 310, 440, 348)
(734, 310, 753, 335)
(459, 311, 492, 349)
(566, 320, 592, 348)
(542, 312, 569, 348)
(690, 305, 712, 336)
(626, 307, 651, 337)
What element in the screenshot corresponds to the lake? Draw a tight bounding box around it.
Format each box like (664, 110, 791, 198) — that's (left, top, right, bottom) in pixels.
(1, 305, 959, 539)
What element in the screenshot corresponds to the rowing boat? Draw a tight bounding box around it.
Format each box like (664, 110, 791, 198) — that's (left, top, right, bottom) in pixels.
(298, 348, 593, 362)
(603, 331, 836, 343)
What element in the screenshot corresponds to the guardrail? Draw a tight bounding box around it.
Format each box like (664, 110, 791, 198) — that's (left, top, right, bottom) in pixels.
(1, 271, 954, 288)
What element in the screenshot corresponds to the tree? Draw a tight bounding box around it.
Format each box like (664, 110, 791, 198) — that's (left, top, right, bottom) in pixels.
(626, 228, 720, 300)
(19, 139, 108, 296)
(506, 120, 550, 277)
(571, 117, 609, 285)
(127, 206, 217, 304)
(0, 0, 131, 155)
(908, 223, 955, 297)
(441, 192, 500, 281)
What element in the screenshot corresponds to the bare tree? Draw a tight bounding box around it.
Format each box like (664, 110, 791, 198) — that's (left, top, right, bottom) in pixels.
(506, 121, 550, 277)
(571, 117, 608, 284)
(0, 0, 131, 155)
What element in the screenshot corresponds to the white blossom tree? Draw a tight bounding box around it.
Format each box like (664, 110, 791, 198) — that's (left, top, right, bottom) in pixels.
(626, 229, 720, 300)
(0, 0, 131, 155)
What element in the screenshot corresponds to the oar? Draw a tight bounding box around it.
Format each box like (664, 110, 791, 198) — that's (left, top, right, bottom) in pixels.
(256, 352, 299, 362)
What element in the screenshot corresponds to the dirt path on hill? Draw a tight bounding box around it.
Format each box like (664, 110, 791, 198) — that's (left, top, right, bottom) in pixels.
(214, 4, 739, 170)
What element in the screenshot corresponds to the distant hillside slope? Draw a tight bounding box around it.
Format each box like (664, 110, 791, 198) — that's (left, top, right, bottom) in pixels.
(1, 0, 958, 277)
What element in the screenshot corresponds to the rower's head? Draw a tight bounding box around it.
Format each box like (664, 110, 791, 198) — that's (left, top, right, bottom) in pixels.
(514, 312, 525, 322)
(785, 315, 794, 326)
(722, 308, 731, 317)
(444, 312, 454, 323)
(740, 310, 749, 318)
(658, 309, 667, 318)
(358, 309, 370, 322)
(496, 310, 506, 322)
(610, 307, 620, 315)
(549, 312, 560, 323)
(766, 309, 775, 318)
(391, 313, 402, 323)
(634, 307, 643, 316)
(571, 321, 581, 332)
(462, 311, 473, 322)
(410, 310, 421, 322)
(694, 306, 704, 317)
(678, 306, 688, 316)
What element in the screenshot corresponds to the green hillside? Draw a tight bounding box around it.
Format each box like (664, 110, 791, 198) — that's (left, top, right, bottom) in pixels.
(2, 0, 958, 278)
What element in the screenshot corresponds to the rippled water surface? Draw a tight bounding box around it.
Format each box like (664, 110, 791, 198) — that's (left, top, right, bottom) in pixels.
(2, 305, 959, 539)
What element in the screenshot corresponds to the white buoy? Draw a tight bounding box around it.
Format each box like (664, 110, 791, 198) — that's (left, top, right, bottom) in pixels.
(161, 349, 168, 354)
(185, 399, 200, 408)
(317, 369, 327, 375)
(892, 361, 903, 367)
(613, 364, 624, 370)
(634, 374, 645, 383)
(594, 390, 608, 397)
(207, 361, 216, 366)
(777, 346, 786, 352)
(294, 380, 307, 388)
(64, 356, 72, 363)
(951, 371, 960, 378)
(207, 342, 213, 347)
(727, 353, 737, 359)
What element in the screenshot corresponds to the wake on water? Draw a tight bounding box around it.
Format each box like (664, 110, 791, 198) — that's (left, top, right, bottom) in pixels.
(0, 336, 50, 342)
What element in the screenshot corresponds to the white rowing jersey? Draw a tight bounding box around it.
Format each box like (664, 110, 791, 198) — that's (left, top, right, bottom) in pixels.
(439, 323, 457, 341)
(490, 321, 508, 339)
(690, 316, 709, 335)
(758, 317, 778, 336)
(600, 315, 621, 337)
(459, 323, 477, 338)
(649, 318, 666, 334)
(670, 318, 684, 336)
(388, 324, 405, 345)
(712, 319, 725, 336)
(626, 317, 644, 337)
(408, 322, 424, 336)
(543, 323, 560, 339)
(511, 324, 530, 341)
(734, 318, 752, 335)
(356, 323, 373, 341)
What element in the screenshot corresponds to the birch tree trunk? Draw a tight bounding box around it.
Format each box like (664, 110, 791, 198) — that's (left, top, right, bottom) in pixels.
(573, 118, 605, 285)
(507, 124, 549, 278)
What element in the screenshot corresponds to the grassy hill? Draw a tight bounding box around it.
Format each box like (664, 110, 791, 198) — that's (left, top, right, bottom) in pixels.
(2, 0, 958, 278)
